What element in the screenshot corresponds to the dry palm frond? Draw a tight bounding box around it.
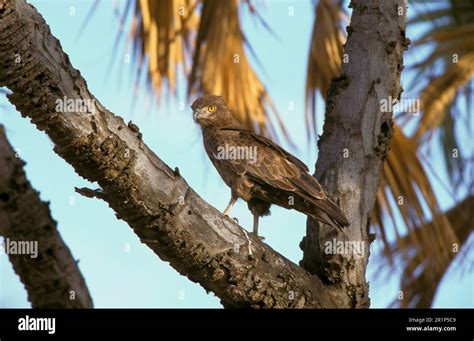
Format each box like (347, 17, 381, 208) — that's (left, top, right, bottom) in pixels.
(373, 126, 458, 269)
(129, 0, 199, 99)
(303, 2, 461, 286)
(439, 101, 466, 190)
(411, 33, 474, 73)
(364, 2, 474, 307)
(305, 0, 347, 139)
(415, 23, 474, 47)
(414, 52, 474, 141)
(387, 195, 473, 308)
(409, 1, 474, 143)
(409, 0, 474, 26)
(188, 0, 289, 142)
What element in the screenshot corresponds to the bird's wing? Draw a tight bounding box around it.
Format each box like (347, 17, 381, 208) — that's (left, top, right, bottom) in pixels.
(219, 128, 325, 200)
(220, 128, 309, 171)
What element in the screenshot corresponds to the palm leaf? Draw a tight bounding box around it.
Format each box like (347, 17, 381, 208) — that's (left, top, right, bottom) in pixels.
(409, 2, 474, 142)
(440, 102, 465, 190)
(389, 195, 473, 308)
(302, 2, 461, 294)
(130, 0, 199, 98)
(188, 0, 289, 142)
(368, 1, 474, 307)
(414, 51, 474, 141)
(372, 126, 458, 269)
(305, 0, 347, 139)
(409, 0, 474, 27)
(416, 23, 474, 45)
(408, 7, 454, 25)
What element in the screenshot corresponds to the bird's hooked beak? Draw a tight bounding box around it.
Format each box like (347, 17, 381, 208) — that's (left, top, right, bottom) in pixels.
(193, 109, 200, 123)
(192, 108, 202, 123)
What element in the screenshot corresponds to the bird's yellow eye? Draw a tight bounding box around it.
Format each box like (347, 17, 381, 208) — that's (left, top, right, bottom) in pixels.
(208, 105, 216, 113)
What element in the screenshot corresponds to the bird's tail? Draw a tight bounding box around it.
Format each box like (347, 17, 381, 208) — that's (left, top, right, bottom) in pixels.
(307, 196, 349, 230)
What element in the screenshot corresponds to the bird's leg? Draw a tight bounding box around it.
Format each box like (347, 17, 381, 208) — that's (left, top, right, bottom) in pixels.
(253, 214, 259, 235)
(223, 196, 237, 217)
(252, 214, 265, 240)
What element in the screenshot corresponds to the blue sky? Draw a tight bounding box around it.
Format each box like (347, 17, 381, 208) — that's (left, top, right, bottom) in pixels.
(0, 0, 472, 308)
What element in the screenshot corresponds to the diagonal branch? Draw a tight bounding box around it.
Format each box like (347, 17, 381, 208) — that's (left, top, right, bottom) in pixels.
(0, 0, 347, 308)
(0, 125, 93, 308)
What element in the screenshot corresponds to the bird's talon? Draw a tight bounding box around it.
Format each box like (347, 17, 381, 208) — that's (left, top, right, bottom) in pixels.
(223, 214, 239, 224)
(249, 232, 265, 241)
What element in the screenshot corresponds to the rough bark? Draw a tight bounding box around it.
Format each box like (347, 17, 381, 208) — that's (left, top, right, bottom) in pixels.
(0, 125, 93, 308)
(0, 0, 342, 308)
(300, 0, 408, 308)
(0, 0, 407, 308)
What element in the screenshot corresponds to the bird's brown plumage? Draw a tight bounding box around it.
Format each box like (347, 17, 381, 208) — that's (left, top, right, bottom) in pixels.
(192, 95, 349, 237)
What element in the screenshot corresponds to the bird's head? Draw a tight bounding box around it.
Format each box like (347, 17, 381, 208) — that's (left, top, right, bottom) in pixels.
(191, 95, 240, 129)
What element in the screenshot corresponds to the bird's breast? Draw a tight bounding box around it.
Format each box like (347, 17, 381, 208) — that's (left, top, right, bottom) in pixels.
(202, 131, 255, 202)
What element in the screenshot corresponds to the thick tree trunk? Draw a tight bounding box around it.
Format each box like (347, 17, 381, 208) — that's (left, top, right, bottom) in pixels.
(0, 125, 93, 308)
(301, 0, 408, 308)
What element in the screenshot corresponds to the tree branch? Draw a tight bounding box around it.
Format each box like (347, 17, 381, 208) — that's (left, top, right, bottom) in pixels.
(0, 0, 347, 308)
(0, 125, 93, 308)
(301, 0, 408, 308)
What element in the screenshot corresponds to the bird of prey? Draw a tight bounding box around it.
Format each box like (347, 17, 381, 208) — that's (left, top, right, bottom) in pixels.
(191, 95, 349, 238)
